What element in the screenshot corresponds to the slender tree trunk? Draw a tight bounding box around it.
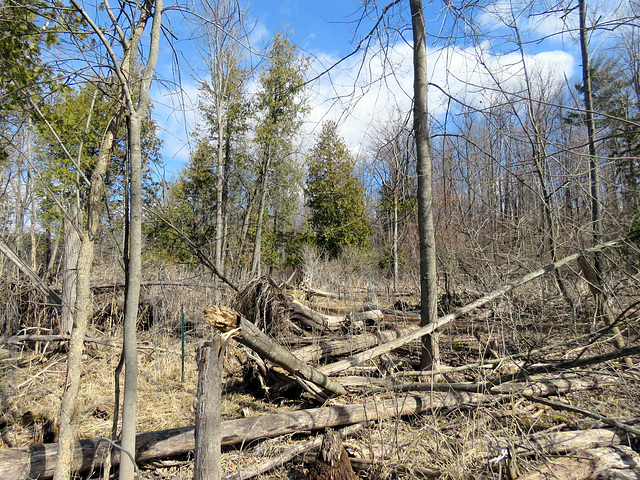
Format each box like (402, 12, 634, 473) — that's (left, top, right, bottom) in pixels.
(120, 113, 143, 480)
(53, 233, 93, 480)
(119, 2, 162, 478)
(251, 148, 271, 278)
(579, 0, 603, 273)
(215, 99, 225, 279)
(392, 189, 399, 294)
(410, 0, 439, 371)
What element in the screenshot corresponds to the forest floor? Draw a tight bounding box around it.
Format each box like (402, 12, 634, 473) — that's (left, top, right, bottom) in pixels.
(1, 283, 639, 480)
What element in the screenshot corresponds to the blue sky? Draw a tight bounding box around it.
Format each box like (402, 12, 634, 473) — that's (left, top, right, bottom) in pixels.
(152, 0, 632, 175)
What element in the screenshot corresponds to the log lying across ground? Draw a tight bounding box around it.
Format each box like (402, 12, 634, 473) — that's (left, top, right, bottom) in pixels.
(292, 326, 412, 364)
(0, 391, 487, 480)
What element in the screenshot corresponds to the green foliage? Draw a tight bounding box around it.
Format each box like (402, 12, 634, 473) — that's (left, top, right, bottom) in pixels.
(305, 120, 372, 257)
(34, 81, 162, 232)
(0, 0, 81, 110)
(255, 32, 308, 146)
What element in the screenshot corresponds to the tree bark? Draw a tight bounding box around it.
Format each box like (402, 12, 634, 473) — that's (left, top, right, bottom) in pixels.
(52, 109, 118, 480)
(291, 326, 412, 365)
(579, 0, 604, 274)
(194, 336, 226, 480)
(409, 0, 439, 371)
(118, 3, 163, 479)
(61, 204, 81, 334)
(251, 147, 271, 278)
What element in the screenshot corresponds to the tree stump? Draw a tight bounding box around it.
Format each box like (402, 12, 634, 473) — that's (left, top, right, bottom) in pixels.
(307, 429, 357, 480)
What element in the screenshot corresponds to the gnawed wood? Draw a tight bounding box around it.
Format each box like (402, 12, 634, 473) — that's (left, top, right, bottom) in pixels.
(0, 392, 487, 480)
(307, 429, 357, 480)
(194, 336, 225, 480)
(204, 306, 347, 397)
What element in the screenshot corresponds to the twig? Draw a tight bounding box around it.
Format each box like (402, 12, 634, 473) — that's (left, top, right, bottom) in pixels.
(522, 394, 640, 438)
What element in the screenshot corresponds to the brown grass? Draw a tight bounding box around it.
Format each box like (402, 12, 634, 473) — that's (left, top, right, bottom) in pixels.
(0, 259, 639, 479)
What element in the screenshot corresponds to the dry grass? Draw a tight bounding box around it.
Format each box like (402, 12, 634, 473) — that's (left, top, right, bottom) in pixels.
(0, 259, 639, 479)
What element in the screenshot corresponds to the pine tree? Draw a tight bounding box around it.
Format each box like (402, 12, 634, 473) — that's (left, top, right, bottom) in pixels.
(305, 121, 372, 257)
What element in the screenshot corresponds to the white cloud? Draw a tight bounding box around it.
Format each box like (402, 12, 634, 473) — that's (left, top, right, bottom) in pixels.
(302, 40, 576, 157)
(151, 25, 577, 173)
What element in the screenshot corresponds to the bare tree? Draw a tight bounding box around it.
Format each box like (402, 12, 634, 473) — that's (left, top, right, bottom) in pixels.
(410, 0, 439, 370)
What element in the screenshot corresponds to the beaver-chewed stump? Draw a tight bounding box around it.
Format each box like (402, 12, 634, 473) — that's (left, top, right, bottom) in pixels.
(308, 429, 357, 480)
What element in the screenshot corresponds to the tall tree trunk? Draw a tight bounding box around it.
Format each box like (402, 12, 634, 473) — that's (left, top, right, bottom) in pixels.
(120, 112, 142, 480)
(61, 204, 81, 334)
(410, 0, 439, 371)
(119, 2, 162, 478)
(391, 189, 399, 294)
(579, 0, 603, 273)
(251, 149, 271, 278)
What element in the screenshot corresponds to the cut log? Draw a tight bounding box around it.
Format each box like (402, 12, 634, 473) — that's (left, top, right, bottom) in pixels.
(204, 306, 347, 397)
(0, 391, 487, 480)
(319, 240, 621, 377)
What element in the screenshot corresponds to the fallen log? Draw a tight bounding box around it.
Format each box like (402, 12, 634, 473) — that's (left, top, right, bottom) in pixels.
(319, 240, 621, 377)
(290, 300, 345, 332)
(523, 394, 640, 438)
(204, 306, 347, 397)
(292, 327, 412, 364)
(337, 373, 619, 397)
(516, 446, 640, 480)
(0, 391, 488, 480)
(301, 284, 340, 299)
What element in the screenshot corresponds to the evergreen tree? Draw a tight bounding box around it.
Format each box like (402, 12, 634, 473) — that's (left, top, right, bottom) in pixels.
(305, 120, 372, 257)
(250, 32, 307, 275)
